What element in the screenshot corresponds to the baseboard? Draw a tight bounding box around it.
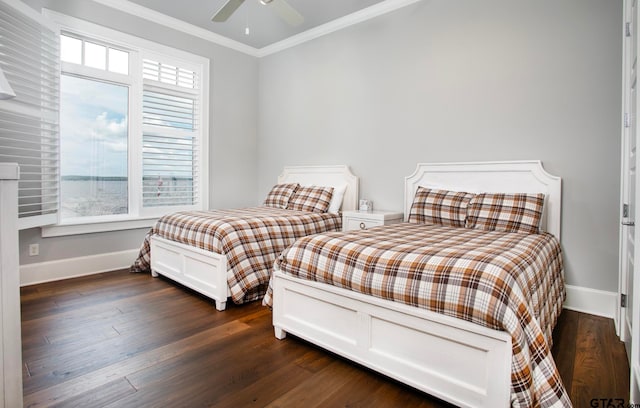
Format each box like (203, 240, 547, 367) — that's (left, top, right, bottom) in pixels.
(20, 249, 139, 286)
(563, 284, 617, 320)
(20, 253, 619, 322)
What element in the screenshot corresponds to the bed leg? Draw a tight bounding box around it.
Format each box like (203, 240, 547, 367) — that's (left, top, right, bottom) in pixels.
(151, 269, 158, 277)
(274, 327, 287, 340)
(215, 300, 226, 311)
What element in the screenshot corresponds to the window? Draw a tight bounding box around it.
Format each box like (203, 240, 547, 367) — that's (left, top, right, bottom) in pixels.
(60, 34, 129, 75)
(42, 11, 209, 236)
(60, 75, 129, 218)
(141, 59, 200, 208)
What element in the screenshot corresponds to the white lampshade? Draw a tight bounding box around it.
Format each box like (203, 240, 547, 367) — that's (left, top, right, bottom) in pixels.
(0, 66, 16, 100)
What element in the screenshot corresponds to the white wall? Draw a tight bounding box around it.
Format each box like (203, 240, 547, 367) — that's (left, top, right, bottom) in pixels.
(18, 0, 259, 267)
(257, 0, 622, 292)
(17, 0, 623, 297)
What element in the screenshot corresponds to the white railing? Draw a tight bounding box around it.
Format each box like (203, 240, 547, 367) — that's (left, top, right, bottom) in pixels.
(0, 162, 22, 408)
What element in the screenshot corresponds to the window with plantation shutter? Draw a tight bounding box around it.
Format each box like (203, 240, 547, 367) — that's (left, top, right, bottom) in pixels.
(143, 59, 195, 88)
(141, 56, 202, 212)
(40, 10, 208, 237)
(0, 0, 59, 229)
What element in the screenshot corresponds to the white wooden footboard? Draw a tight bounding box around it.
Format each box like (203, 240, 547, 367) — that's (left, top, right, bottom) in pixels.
(272, 269, 512, 408)
(150, 236, 230, 311)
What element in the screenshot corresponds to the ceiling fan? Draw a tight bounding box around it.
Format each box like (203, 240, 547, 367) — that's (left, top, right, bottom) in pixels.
(211, 0, 304, 26)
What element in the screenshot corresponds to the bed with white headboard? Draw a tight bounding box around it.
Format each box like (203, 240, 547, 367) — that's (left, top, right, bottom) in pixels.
(270, 161, 568, 408)
(135, 165, 358, 311)
(402, 160, 561, 237)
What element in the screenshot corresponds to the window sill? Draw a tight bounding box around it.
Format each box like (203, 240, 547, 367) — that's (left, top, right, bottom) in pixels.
(41, 217, 157, 237)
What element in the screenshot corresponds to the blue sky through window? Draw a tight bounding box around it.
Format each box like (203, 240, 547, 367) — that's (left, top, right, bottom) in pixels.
(60, 75, 128, 178)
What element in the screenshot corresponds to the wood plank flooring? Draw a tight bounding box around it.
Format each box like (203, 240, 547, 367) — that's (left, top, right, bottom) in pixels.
(21, 269, 629, 407)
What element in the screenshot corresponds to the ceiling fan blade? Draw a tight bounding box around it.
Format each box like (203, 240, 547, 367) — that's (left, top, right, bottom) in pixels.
(271, 0, 304, 26)
(211, 0, 245, 22)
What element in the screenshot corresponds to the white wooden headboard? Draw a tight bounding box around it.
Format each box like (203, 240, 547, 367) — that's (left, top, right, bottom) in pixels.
(404, 161, 562, 239)
(278, 165, 359, 212)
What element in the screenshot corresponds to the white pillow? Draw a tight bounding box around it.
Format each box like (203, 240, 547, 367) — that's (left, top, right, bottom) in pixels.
(328, 183, 347, 213)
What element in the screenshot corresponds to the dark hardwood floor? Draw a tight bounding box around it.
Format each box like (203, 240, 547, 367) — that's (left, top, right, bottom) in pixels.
(21, 269, 629, 407)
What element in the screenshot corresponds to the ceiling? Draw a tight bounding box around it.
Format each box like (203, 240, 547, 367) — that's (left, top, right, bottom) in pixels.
(125, 0, 390, 49)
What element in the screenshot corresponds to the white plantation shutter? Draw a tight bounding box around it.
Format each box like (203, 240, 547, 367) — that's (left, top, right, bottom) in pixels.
(0, 0, 59, 229)
(141, 58, 200, 210)
(143, 59, 195, 88)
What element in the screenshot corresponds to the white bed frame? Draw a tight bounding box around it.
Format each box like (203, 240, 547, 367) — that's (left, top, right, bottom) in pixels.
(272, 161, 561, 408)
(150, 165, 359, 311)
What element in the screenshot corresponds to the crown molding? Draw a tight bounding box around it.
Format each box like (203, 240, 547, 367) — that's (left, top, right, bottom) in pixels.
(91, 0, 260, 56)
(3, 0, 58, 30)
(91, 0, 422, 58)
(257, 0, 423, 57)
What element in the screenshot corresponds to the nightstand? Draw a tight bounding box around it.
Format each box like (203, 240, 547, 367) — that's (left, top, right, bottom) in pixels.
(342, 210, 404, 231)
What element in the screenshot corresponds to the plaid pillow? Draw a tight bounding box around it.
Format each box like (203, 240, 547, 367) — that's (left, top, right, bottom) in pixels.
(287, 185, 334, 213)
(465, 192, 545, 234)
(263, 183, 299, 209)
(408, 187, 474, 227)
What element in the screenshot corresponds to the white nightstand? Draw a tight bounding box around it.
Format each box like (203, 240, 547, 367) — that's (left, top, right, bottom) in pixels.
(342, 210, 404, 231)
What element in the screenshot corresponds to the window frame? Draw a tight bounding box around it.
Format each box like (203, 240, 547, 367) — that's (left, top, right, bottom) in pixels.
(41, 10, 209, 238)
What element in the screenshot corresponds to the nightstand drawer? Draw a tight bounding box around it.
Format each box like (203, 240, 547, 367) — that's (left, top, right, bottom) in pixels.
(345, 217, 384, 231)
(342, 210, 403, 232)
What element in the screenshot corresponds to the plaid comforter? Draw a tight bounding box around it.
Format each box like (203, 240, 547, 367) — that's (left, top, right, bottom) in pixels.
(267, 223, 570, 408)
(131, 207, 341, 304)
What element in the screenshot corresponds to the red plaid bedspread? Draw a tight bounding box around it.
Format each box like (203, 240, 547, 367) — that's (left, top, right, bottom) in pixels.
(131, 207, 341, 304)
(268, 222, 570, 408)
